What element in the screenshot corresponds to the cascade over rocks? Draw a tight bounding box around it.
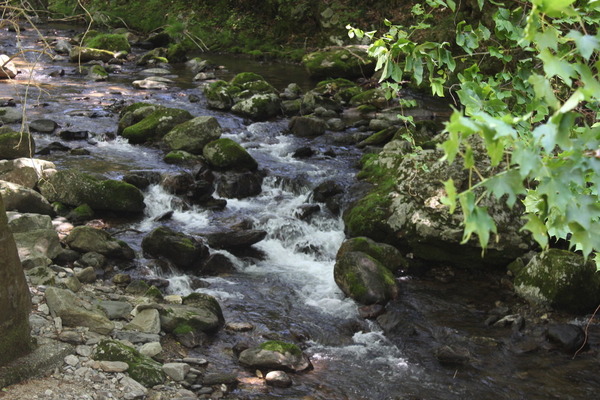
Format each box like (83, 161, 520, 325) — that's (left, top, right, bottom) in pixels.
(215, 170, 263, 199)
(38, 170, 145, 213)
(0, 193, 33, 365)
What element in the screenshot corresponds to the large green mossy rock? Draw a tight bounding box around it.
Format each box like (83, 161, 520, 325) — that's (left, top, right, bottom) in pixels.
(231, 93, 281, 120)
(238, 340, 311, 372)
(141, 226, 209, 270)
(513, 249, 600, 313)
(93, 339, 165, 387)
(120, 107, 193, 144)
(163, 116, 223, 154)
(160, 293, 224, 334)
(337, 237, 408, 274)
(349, 88, 388, 109)
(344, 139, 532, 268)
(65, 226, 135, 260)
(0, 194, 33, 365)
(302, 46, 376, 80)
(334, 251, 399, 305)
(0, 127, 35, 159)
(203, 80, 238, 110)
(69, 46, 115, 63)
(38, 170, 145, 213)
(203, 138, 258, 171)
(83, 33, 131, 53)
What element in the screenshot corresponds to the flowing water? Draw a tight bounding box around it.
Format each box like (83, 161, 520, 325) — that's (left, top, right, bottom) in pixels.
(2, 22, 599, 400)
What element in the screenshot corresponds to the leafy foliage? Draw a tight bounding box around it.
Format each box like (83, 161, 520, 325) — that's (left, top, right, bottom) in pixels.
(349, 0, 600, 267)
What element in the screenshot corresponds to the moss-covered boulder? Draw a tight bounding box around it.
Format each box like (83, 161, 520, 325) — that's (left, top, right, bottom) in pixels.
(314, 78, 363, 104)
(93, 339, 166, 387)
(513, 249, 600, 313)
(38, 170, 145, 213)
(163, 116, 223, 154)
(344, 138, 533, 268)
(160, 293, 224, 334)
(334, 251, 399, 305)
(349, 88, 389, 109)
(163, 150, 199, 164)
(203, 138, 258, 171)
(231, 93, 281, 120)
(0, 127, 35, 159)
(337, 237, 408, 274)
(64, 225, 135, 260)
(137, 47, 169, 66)
(141, 226, 209, 270)
(302, 46, 376, 80)
(203, 80, 238, 110)
(69, 46, 115, 63)
(83, 33, 131, 53)
(288, 116, 327, 137)
(0, 194, 33, 365)
(238, 340, 312, 372)
(120, 107, 193, 144)
(357, 126, 398, 148)
(166, 43, 187, 63)
(87, 64, 109, 81)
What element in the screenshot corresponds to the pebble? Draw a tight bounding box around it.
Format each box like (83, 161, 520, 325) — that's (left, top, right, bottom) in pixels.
(265, 370, 293, 388)
(98, 361, 129, 373)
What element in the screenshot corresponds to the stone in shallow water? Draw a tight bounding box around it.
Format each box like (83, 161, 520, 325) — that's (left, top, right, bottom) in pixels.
(162, 362, 190, 381)
(265, 370, 292, 388)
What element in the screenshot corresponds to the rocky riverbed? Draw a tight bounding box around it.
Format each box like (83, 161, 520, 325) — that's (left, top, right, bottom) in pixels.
(1, 18, 599, 400)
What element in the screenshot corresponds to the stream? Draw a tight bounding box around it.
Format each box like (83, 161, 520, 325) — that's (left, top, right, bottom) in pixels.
(2, 22, 599, 400)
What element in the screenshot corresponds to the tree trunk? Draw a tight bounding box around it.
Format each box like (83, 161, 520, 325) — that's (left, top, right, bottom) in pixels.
(0, 193, 33, 365)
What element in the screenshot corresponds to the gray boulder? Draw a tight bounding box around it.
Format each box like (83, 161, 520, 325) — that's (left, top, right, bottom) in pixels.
(0, 157, 57, 188)
(215, 171, 263, 199)
(125, 308, 161, 334)
(45, 287, 114, 334)
(38, 170, 145, 213)
(0, 54, 17, 79)
(0, 180, 55, 215)
(141, 226, 209, 270)
(513, 249, 600, 313)
(343, 140, 532, 267)
(163, 116, 223, 154)
(288, 116, 327, 137)
(30, 119, 59, 133)
(64, 226, 135, 260)
(95, 300, 133, 320)
(238, 341, 311, 372)
(7, 212, 61, 268)
(160, 293, 224, 334)
(337, 237, 408, 274)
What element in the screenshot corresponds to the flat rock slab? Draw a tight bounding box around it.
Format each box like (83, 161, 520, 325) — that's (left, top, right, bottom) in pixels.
(0, 338, 73, 388)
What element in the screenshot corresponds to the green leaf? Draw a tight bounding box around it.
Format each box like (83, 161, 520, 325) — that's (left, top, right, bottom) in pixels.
(528, 73, 560, 109)
(464, 144, 475, 169)
(521, 214, 549, 248)
(533, 0, 577, 18)
(484, 170, 527, 207)
(532, 121, 558, 152)
(441, 178, 457, 213)
(567, 30, 600, 61)
(558, 89, 585, 114)
(538, 48, 576, 86)
(512, 146, 543, 178)
(462, 205, 498, 248)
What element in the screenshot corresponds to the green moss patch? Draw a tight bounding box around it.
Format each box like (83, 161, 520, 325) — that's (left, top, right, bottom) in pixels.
(259, 340, 302, 357)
